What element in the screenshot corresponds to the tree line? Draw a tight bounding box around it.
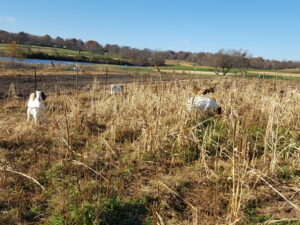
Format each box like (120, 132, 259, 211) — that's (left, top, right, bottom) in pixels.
(0, 30, 299, 69)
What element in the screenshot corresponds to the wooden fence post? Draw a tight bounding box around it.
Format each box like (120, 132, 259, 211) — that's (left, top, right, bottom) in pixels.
(34, 67, 37, 90)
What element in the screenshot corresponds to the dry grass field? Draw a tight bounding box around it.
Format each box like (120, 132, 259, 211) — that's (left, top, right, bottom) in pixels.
(1, 74, 300, 224)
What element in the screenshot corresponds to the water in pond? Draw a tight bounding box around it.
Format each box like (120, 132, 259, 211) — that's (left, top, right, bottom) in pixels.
(0, 56, 145, 68)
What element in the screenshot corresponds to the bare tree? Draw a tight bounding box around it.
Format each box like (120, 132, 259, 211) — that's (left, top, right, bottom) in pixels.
(151, 50, 165, 66)
(233, 49, 251, 77)
(104, 44, 120, 56)
(210, 49, 235, 75)
(54, 36, 65, 48)
(40, 34, 52, 46)
(2, 29, 300, 69)
(84, 40, 104, 54)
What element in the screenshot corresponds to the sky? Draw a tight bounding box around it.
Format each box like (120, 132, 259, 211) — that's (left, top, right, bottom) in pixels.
(0, 0, 299, 61)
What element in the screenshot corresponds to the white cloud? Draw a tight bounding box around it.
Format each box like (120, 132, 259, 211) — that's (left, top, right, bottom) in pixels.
(0, 16, 16, 24)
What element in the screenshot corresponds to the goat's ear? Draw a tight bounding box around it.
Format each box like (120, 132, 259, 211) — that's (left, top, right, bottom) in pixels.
(41, 92, 46, 100)
(29, 92, 35, 100)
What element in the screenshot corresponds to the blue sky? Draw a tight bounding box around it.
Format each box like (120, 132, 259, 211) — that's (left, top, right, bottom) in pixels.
(0, 0, 299, 61)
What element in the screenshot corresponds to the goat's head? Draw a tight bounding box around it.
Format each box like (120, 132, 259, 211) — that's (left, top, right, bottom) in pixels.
(202, 87, 215, 95)
(35, 90, 46, 101)
(216, 106, 222, 115)
(41, 91, 46, 100)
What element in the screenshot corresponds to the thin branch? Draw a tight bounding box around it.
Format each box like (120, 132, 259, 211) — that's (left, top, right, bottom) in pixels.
(57, 134, 80, 156)
(72, 160, 109, 183)
(1, 167, 45, 191)
(102, 138, 118, 157)
(263, 218, 298, 225)
(249, 169, 300, 212)
(156, 211, 165, 225)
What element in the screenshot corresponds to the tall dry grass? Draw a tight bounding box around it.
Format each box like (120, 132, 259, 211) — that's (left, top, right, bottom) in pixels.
(0, 76, 300, 224)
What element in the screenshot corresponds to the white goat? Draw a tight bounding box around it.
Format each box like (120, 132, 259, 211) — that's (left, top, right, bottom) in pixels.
(187, 96, 222, 114)
(110, 84, 124, 94)
(27, 90, 46, 124)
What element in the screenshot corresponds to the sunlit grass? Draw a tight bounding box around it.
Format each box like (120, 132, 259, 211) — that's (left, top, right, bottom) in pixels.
(1, 76, 300, 224)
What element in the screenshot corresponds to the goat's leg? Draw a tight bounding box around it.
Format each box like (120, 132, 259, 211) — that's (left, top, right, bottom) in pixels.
(27, 108, 31, 122)
(40, 112, 45, 125)
(33, 111, 38, 125)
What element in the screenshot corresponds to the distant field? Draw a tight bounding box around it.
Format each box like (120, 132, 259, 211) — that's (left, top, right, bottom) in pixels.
(161, 61, 300, 81)
(0, 44, 127, 64)
(280, 68, 300, 73)
(160, 65, 215, 72)
(2, 58, 300, 82)
(1, 46, 300, 82)
(164, 59, 300, 74)
(164, 59, 198, 66)
(161, 63, 297, 74)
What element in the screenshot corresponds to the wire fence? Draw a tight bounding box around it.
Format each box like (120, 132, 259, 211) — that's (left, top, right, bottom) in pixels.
(0, 63, 201, 100)
(3, 62, 296, 101)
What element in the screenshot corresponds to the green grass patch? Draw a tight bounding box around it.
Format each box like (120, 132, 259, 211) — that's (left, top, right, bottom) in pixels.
(161, 60, 300, 75)
(244, 203, 271, 224)
(0, 44, 127, 65)
(228, 73, 300, 81)
(160, 65, 215, 72)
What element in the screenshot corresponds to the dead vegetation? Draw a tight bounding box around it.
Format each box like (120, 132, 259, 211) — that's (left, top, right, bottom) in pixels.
(0, 76, 300, 225)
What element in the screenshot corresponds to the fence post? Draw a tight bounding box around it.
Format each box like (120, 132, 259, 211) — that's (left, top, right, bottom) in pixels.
(75, 63, 79, 98)
(125, 65, 128, 93)
(76, 67, 78, 93)
(34, 67, 37, 91)
(105, 64, 108, 86)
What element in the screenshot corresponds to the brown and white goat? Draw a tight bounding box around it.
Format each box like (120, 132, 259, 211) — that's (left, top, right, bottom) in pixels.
(27, 90, 46, 124)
